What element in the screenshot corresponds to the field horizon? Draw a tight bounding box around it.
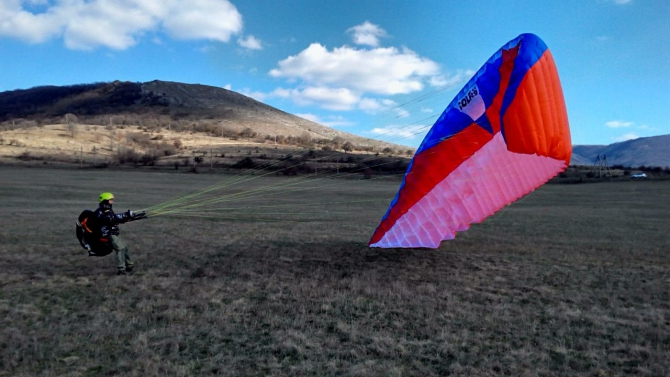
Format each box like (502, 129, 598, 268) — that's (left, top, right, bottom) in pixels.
(1, 165, 669, 376)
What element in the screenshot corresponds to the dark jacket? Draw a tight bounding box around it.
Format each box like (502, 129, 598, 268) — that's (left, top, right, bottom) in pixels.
(93, 203, 131, 237)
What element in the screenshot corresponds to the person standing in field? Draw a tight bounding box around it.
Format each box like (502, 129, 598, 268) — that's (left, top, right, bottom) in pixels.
(94, 192, 141, 275)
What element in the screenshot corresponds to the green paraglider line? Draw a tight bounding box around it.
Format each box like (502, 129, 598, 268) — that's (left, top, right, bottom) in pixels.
(147, 166, 404, 217)
(141, 114, 442, 216)
(135, 83, 485, 223)
(144, 155, 411, 217)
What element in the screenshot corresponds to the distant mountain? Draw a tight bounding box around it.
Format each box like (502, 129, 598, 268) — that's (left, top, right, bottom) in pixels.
(571, 135, 670, 168)
(0, 80, 403, 151)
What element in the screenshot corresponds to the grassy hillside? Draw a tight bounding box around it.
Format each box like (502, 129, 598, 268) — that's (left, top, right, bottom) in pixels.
(1, 166, 669, 376)
(0, 81, 409, 153)
(0, 123, 413, 179)
(572, 135, 670, 168)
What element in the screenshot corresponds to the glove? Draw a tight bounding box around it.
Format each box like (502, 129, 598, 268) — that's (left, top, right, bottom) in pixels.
(126, 210, 147, 221)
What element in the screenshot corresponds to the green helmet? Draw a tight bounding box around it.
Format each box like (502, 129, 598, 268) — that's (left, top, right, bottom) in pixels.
(99, 192, 115, 202)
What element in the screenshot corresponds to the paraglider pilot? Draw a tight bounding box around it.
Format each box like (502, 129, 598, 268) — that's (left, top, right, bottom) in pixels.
(95, 192, 146, 275)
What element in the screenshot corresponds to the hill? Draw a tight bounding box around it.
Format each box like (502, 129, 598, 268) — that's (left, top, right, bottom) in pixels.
(571, 135, 670, 168)
(0, 81, 414, 172)
(0, 81, 413, 174)
(0, 80, 407, 153)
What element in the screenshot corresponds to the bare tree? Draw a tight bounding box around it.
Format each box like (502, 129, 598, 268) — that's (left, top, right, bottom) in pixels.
(65, 113, 78, 138)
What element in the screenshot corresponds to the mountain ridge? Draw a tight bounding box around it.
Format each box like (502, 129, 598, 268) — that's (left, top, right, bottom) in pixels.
(571, 134, 669, 168)
(1, 80, 667, 167)
(0, 80, 403, 152)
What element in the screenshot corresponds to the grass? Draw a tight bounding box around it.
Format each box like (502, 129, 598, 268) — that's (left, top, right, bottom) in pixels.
(1, 165, 669, 376)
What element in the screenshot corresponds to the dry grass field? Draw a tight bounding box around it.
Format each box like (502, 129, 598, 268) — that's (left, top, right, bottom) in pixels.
(1, 165, 669, 376)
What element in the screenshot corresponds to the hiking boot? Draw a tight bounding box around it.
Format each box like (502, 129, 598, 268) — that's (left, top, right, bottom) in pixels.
(117, 269, 128, 276)
(126, 265, 134, 274)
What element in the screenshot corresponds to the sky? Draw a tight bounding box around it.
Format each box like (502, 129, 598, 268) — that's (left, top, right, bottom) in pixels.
(1, 0, 668, 147)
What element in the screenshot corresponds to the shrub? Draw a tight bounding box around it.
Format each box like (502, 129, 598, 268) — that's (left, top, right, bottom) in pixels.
(16, 152, 42, 161)
(116, 146, 140, 164)
(240, 127, 257, 139)
(126, 132, 152, 147)
(231, 157, 255, 169)
(157, 142, 177, 156)
(139, 152, 158, 166)
(220, 127, 238, 138)
(278, 162, 298, 176)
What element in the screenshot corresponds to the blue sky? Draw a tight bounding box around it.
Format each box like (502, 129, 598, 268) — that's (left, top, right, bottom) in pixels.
(1, 0, 668, 147)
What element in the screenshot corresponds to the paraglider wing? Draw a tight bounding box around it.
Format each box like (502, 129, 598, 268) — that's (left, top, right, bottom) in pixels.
(369, 33, 571, 248)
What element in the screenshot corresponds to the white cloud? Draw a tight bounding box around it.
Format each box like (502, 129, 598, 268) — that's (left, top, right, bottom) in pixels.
(226, 84, 265, 101)
(370, 125, 429, 140)
(431, 69, 476, 88)
(271, 86, 360, 111)
(358, 98, 397, 113)
(0, 0, 243, 50)
(395, 108, 410, 118)
(296, 113, 355, 128)
(270, 43, 442, 96)
(0, 0, 63, 44)
(238, 35, 262, 50)
(161, 0, 242, 42)
(198, 45, 216, 53)
(346, 21, 387, 47)
(268, 24, 473, 112)
(606, 120, 634, 128)
(421, 107, 433, 113)
(239, 88, 267, 102)
(614, 132, 639, 142)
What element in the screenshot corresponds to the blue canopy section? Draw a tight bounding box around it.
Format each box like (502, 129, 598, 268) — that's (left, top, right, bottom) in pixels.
(414, 34, 548, 156)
